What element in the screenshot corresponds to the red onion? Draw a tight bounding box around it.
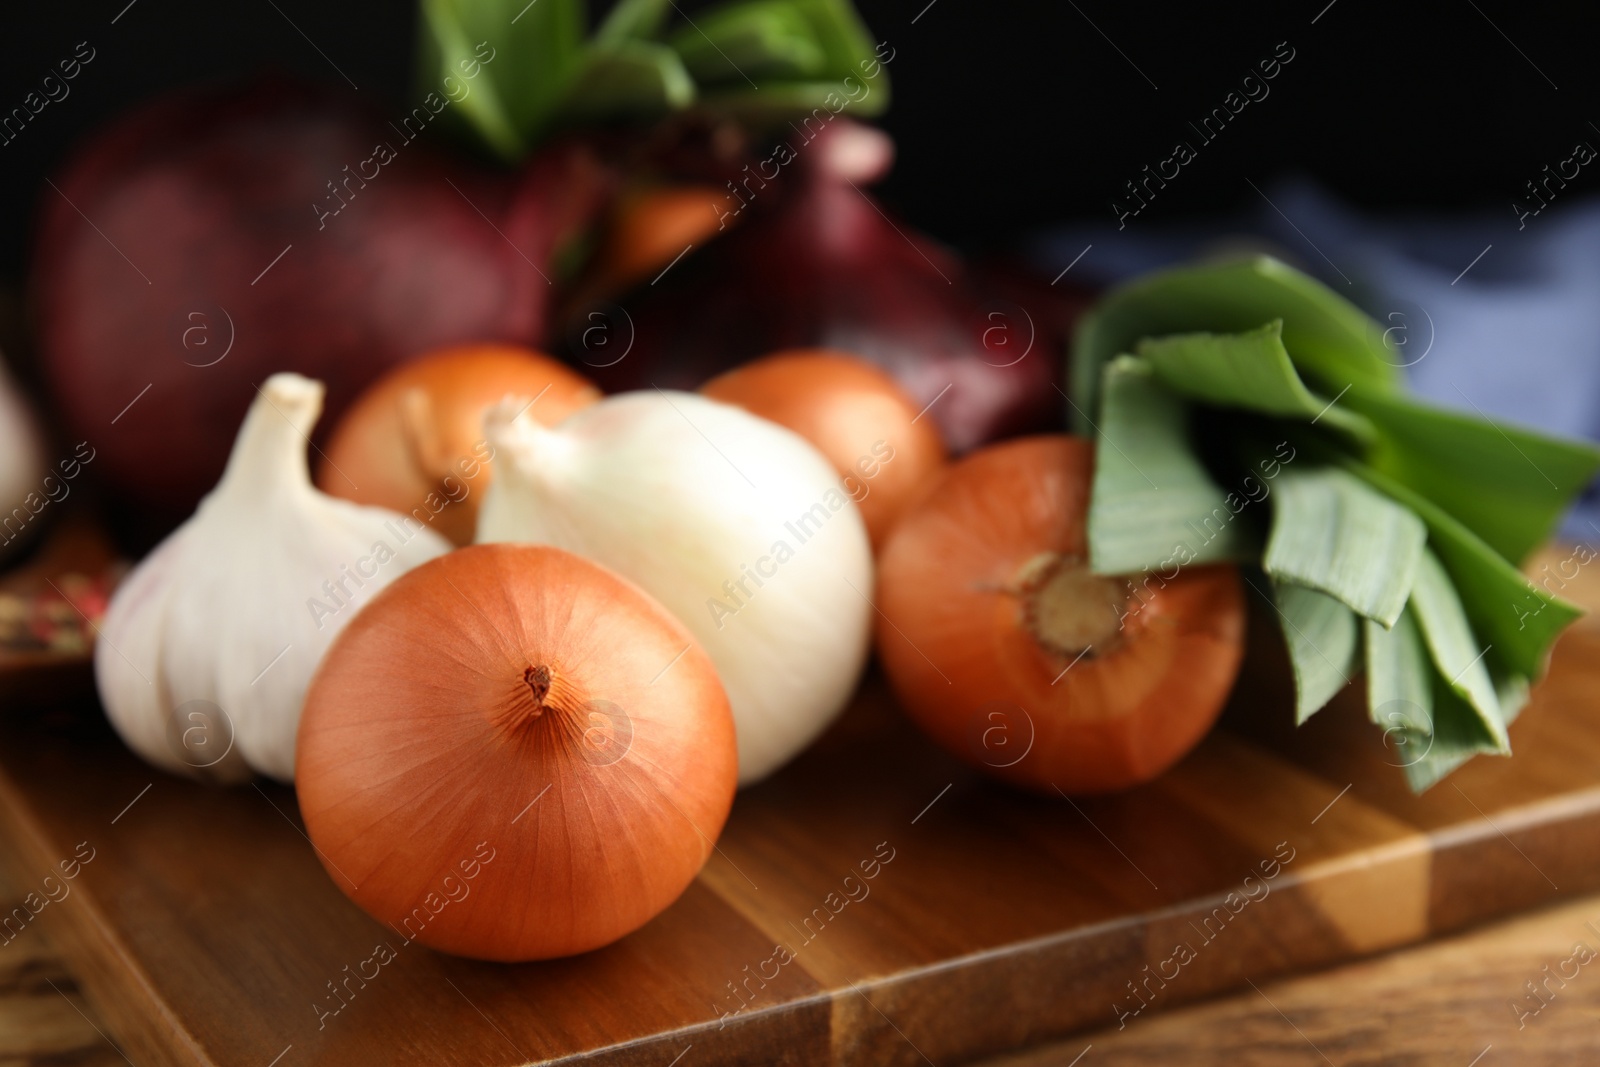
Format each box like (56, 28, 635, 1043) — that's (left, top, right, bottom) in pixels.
(33, 78, 612, 518)
(572, 120, 1069, 452)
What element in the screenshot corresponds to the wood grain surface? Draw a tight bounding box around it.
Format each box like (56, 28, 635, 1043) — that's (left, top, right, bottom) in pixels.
(0, 546, 1595, 1066)
(15, 872, 1600, 1066)
(0, 869, 124, 1067)
(989, 890, 1600, 1066)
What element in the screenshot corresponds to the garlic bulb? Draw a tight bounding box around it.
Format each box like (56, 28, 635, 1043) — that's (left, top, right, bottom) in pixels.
(94, 373, 451, 782)
(0, 355, 48, 562)
(477, 391, 874, 784)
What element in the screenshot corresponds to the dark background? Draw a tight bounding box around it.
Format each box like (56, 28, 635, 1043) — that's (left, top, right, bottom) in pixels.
(0, 0, 1593, 282)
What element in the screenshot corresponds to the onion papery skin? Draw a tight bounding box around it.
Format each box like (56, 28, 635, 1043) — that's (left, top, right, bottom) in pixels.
(295, 544, 737, 961)
(700, 349, 947, 550)
(875, 436, 1247, 795)
(317, 344, 600, 545)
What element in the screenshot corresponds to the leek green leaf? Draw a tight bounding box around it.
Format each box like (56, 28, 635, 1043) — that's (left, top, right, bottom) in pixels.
(1367, 605, 1512, 792)
(594, 0, 672, 45)
(1400, 671, 1509, 791)
(1263, 466, 1425, 627)
(560, 40, 696, 121)
(1087, 356, 1254, 575)
(1365, 607, 1519, 791)
(693, 80, 885, 119)
(669, 2, 829, 83)
(1265, 578, 1359, 724)
(1342, 385, 1600, 564)
(678, 0, 888, 115)
(1408, 549, 1510, 751)
(1364, 609, 1431, 733)
(1072, 256, 1402, 432)
(1074, 256, 1596, 793)
(1136, 321, 1375, 444)
(1399, 652, 1529, 793)
(788, 0, 881, 75)
(417, 0, 584, 160)
(1496, 670, 1532, 727)
(1336, 455, 1580, 680)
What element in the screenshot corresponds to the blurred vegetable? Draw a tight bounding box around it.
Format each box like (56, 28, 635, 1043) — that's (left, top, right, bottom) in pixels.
(700, 348, 946, 548)
(297, 543, 736, 961)
(585, 119, 1064, 452)
(1073, 256, 1600, 790)
(476, 391, 873, 783)
(318, 343, 599, 545)
(34, 79, 611, 518)
(95, 375, 450, 783)
(419, 0, 888, 162)
(665, 0, 889, 120)
(569, 180, 730, 307)
(875, 435, 1246, 793)
(0, 358, 47, 562)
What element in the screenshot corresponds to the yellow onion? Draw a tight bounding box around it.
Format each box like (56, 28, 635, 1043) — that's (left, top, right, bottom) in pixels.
(317, 344, 599, 544)
(296, 543, 737, 960)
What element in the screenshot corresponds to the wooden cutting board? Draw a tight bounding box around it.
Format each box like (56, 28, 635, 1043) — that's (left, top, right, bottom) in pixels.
(2, 604, 1600, 1066)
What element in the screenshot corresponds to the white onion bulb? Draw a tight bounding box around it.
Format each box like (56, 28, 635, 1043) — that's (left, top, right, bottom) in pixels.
(477, 390, 874, 784)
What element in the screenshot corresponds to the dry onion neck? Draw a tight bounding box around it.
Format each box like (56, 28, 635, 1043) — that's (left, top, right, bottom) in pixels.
(1010, 552, 1129, 659)
(495, 663, 585, 737)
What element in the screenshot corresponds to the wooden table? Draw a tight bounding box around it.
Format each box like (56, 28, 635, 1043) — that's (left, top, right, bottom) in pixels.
(6, 880, 1600, 1066)
(2, 544, 1597, 1065)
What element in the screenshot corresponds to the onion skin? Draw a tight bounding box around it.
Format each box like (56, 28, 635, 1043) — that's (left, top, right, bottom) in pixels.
(700, 349, 946, 549)
(875, 436, 1246, 794)
(317, 344, 600, 545)
(33, 78, 611, 519)
(295, 544, 736, 961)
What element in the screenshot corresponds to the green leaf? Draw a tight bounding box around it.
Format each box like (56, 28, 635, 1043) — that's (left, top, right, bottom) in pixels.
(594, 0, 672, 45)
(417, 0, 585, 160)
(414, 0, 891, 160)
(1342, 385, 1600, 564)
(1364, 609, 1431, 733)
(1267, 579, 1359, 724)
(1087, 356, 1254, 575)
(1496, 671, 1532, 727)
(1072, 256, 1402, 433)
(1075, 256, 1597, 794)
(1333, 453, 1581, 680)
(669, 2, 830, 83)
(1263, 466, 1426, 627)
(1400, 672, 1507, 792)
(560, 39, 696, 122)
(1399, 650, 1531, 792)
(787, 0, 881, 78)
(1137, 321, 1315, 414)
(680, 0, 888, 117)
(1407, 548, 1510, 752)
(693, 80, 884, 119)
(1366, 608, 1520, 791)
(1135, 321, 1374, 444)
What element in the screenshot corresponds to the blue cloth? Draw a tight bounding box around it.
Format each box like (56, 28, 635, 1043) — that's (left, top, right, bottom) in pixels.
(1032, 180, 1600, 542)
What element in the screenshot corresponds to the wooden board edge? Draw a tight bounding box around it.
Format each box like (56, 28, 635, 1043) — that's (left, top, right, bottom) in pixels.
(0, 768, 215, 1067)
(1426, 782, 1600, 933)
